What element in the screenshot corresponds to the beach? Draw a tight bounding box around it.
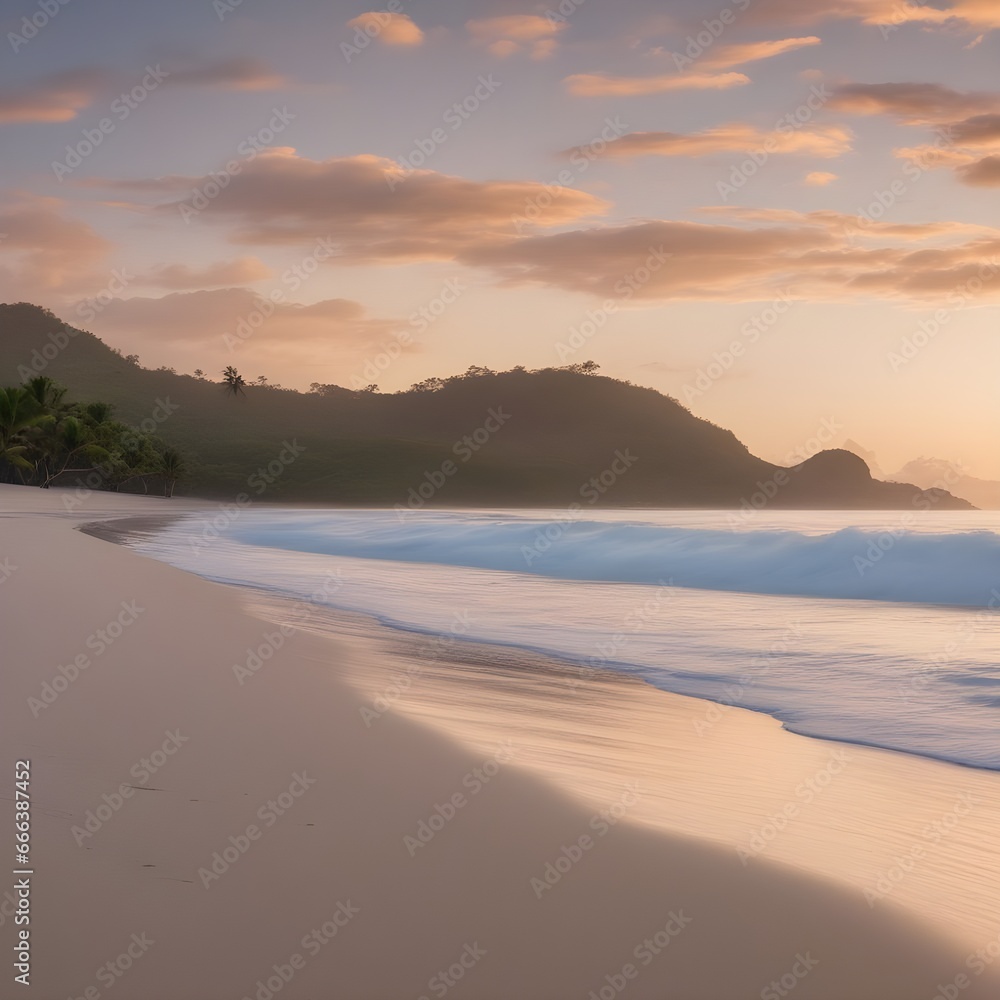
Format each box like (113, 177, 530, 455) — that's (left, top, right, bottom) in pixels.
(3, 483, 1000, 1000)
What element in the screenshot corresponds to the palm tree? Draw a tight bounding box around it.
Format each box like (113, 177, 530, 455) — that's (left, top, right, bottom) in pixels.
(82, 401, 114, 426)
(23, 375, 69, 413)
(159, 448, 184, 498)
(221, 366, 247, 397)
(0, 387, 41, 480)
(38, 416, 109, 489)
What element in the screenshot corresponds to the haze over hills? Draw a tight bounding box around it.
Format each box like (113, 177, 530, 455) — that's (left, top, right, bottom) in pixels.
(890, 458, 1000, 511)
(0, 303, 975, 510)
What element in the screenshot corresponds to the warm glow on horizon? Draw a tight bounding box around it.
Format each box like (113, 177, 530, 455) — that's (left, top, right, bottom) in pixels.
(0, 0, 998, 475)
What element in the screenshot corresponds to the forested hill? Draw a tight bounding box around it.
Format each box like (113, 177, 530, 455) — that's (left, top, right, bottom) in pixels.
(0, 303, 974, 510)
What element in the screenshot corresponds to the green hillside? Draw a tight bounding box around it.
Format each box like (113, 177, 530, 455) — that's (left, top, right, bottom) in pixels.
(0, 302, 974, 510)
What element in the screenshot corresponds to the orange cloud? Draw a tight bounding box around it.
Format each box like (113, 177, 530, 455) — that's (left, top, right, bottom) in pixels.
(94, 150, 608, 262)
(461, 215, 1000, 304)
(959, 156, 1000, 185)
(831, 82, 1000, 123)
(139, 258, 273, 291)
(347, 11, 425, 46)
(564, 71, 749, 97)
(749, 0, 1000, 31)
(804, 171, 839, 185)
(0, 195, 111, 296)
(575, 124, 852, 160)
(949, 114, 1000, 147)
(0, 69, 111, 124)
(700, 36, 822, 70)
(169, 58, 289, 92)
(466, 14, 565, 58)
(89, 288, 400, 345)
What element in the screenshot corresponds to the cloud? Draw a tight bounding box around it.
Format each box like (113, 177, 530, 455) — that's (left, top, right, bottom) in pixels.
(700, 36, 822, 70)
(89, 288, 401, 349)
(957, 155, 1000, 186)
(466, 15, 565, 58)
(948, 114, 1000, 147)
(700, 204, 995, 240)
(168, 57, 289, 92)
(748, 0, 1000, 31)
(572, 123, 852, 160)
(804, 171, 838, 185)
(138, 258, 273, 291)
(0, 59, 288, 127)
(461, 214, 1000, 304)
(0, 195, 111, 296)
(0, 68, 111, 124)
(832, 86, 1000, 186)
(564, 71, 749, 97)
(347, 11, 425, 46)
(831, 82, 1000, 123)
(94, 150, 608, 262)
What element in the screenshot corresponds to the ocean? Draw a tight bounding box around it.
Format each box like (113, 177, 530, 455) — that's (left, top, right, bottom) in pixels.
(127, 507, 1000, 771)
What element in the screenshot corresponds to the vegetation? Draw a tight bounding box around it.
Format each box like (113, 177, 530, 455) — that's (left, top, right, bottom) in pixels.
(0, 373, 184, 496)
(0, 302, 973, 509)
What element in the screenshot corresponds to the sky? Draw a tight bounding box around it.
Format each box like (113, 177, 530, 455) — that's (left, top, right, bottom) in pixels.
(1, 0, 998, 476)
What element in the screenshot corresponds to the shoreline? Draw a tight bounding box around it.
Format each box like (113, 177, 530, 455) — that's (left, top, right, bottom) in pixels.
(4, 485, 1000, 998)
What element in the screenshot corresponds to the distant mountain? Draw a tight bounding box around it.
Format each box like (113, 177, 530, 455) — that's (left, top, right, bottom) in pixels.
(890, 458, 1000, 511)
(841, 439, 888, 481)
(0, 303, 975, 510)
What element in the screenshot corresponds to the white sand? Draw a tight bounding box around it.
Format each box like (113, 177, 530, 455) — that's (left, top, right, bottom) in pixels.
(2, 483, 999, 1000)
